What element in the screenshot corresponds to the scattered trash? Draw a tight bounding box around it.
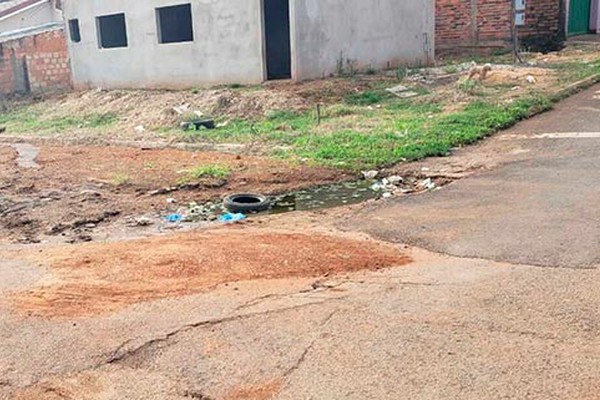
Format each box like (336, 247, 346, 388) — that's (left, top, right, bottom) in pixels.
(165, 213, 184, 223)
(181, 119, 216, 130)
(386, 85, 409, 95)
(134, 125, 146, 133)
(172, 104, 190, 115)
(386, 175, 404, 185)
(526, 75, 537, 84)
(386, 85, 419, 98)
(398, 91, 420, 98)
(219, 212, 247, 223)
(166, 198, 177, 204)
(129, 216, 154, 227)
(361, 170, 379, 180)
(420, 178, 437, 190)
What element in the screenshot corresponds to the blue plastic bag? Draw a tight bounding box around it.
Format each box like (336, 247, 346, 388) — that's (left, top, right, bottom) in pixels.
(219, 212, 247, 223)
(165, 213, 184, 223)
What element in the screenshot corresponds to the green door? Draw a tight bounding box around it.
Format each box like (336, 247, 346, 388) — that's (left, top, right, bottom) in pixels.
(568, 0, 592, 36)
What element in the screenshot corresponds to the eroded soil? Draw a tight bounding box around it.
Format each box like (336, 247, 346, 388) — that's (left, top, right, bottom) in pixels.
(7, 227, 410, 318)
(0, 144, 348, 243)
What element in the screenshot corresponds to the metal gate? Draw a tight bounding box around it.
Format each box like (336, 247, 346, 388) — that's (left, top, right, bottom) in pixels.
(568, 0, 592, 36)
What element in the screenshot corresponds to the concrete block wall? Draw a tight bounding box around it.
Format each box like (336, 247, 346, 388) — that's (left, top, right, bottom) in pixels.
(63, 0, 434, 89)
(63, 0, 265, 89)
(436, 0, 564, 52)
(292, 0, 435, 80)
(0, 28, 72, 95)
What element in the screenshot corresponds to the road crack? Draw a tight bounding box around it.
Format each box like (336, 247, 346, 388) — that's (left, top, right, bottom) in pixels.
(106, 297, 346, 365)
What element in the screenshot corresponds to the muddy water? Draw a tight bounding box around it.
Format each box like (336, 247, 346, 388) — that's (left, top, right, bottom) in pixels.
(268, 180, 381, 213)
(11, 143, 39, 168)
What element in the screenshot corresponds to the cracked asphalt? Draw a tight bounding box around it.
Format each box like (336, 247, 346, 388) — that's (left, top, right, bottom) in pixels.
(2, 85, 600, 399)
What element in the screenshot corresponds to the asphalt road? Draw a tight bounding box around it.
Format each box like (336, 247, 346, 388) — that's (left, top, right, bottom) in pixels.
(3, 85, 600, 400)
(346, 85, 600, 269)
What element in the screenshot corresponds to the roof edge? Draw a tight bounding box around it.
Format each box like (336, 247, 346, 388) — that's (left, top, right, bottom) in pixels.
(0, 0, 47, 20)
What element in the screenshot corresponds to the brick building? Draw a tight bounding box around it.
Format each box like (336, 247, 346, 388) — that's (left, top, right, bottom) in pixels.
(0, 0, 71, 96)
(436, 0, 567, 53)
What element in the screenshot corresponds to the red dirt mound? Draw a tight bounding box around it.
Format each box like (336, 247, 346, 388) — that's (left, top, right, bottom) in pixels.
(10, 227, 410, 318)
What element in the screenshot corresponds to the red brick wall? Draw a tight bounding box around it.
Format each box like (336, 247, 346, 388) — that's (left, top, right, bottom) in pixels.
(0, 28, 72, 96)
(436, 0, 564, 52)
(519, 0, 563, 39)
(435, 0, 473, 46)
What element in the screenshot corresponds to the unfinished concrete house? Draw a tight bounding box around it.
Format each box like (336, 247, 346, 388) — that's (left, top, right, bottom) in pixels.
(0, 0, 71, 96)
(61, 0, 435, 89)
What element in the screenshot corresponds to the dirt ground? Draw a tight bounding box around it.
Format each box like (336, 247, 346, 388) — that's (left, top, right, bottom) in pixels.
(0, 143, 348, 243)
(6, 227, 410, 318)
(11, 75, 398, 138)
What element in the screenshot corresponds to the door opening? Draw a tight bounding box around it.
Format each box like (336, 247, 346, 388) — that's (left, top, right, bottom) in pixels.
(568, 0, 592, 36)
(263, 0, 291, 80)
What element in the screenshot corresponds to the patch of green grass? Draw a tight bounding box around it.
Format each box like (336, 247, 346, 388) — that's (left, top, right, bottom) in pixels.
(291, 96, 553, 170)
(551, 60, 600, 84)
(183, 111, 315, 144)
(266, 109, 301, 120)
(178, 164, 231, 184)
(345, 90, 390, 106)
(443, 65, 460, 74)
(457, 79, 482, 95)
(110, 173, 131, 186)
(0, 108, 117, 134)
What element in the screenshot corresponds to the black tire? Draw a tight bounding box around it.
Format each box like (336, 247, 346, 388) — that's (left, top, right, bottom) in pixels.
(223, 193, 271, 213)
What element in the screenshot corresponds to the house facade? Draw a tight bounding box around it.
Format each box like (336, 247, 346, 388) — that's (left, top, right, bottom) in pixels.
(0, 0, 62, 32)
(0, 0, 71, 95)
(436, 0, 600, 53)
(569, 0, 600, 35)
(61, 0, 434, 89)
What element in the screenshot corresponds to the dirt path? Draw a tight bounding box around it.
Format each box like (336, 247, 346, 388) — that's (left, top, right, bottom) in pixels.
(6, 227, 409, 318)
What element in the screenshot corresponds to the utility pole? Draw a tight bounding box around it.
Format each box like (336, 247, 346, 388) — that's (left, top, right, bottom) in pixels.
(513, 0, 526, 64)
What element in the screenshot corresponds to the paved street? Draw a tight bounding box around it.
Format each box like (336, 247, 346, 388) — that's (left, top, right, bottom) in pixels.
(2, 85, 600, 399)
(347, 85, 600, 269)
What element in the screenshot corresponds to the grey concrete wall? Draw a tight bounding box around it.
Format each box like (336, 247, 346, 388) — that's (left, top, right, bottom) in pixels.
(62, 0, 265, 89)
(0, 1, 61, 33)
(590, 0, 600, 32)
(291, 0, 435, 80)
(62, 0, 435, 88)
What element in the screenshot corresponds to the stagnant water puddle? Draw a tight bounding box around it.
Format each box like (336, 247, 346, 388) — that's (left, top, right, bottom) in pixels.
(268, 180, 380, 213)
(169, 176, 439, 225)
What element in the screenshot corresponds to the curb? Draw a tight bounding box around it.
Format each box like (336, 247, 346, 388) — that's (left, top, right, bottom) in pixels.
(554, 73, 600, 100)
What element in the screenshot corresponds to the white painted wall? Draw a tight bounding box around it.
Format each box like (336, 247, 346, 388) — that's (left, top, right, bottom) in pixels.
(63, 0, 265, 89)
(0, 1, 62, 33)
(291, 0, 435, 80)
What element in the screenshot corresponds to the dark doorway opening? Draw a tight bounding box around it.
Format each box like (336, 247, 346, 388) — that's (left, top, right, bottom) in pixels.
(263, 0, 291, 80)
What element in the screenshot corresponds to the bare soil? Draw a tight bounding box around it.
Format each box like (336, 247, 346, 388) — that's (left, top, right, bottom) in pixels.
(19, 75, 398, 139)
(7, 227, 410, 318)
(0, 144, 349, 243)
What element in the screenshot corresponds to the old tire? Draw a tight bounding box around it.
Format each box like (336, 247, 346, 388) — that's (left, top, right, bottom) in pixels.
(223, 193, 271, 213)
